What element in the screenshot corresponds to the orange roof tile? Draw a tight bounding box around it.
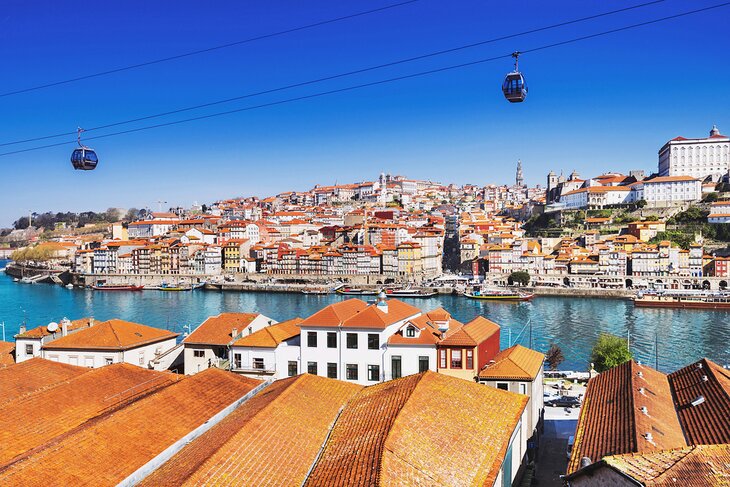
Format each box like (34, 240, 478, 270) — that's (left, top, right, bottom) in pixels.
(478, 344, 543, 381)
(305, 371, 527, 486)
(140, 374, 361, 486)
(183, 312, 263, 346)
(299, 299, 369, 327)
(568, 360, 687, 475)
(233, 318, 303, 348)
(440, 315, 500, 347)
(0, 358, 87, 406)
(43, 319, 178, 351)
(668, 358, 730, 445)
(0, 341, 14, 368)
(0, 369, 260, 485)
(0, 363, 177, 468)
(15, 317, 96, 339)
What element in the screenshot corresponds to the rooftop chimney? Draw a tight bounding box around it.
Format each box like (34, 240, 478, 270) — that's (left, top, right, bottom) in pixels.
(376, 291, 388, 314)
(232, 328, 238, 339)
(61, 318, 70, 337)
(89, 317, 95, 327)
(19, 324, 26, 335)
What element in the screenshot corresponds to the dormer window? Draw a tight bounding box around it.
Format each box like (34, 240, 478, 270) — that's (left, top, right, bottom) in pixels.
(405, 326, 416, 338)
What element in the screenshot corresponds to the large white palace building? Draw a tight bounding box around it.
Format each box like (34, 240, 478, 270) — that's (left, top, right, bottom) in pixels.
(658, 125, 730, 181)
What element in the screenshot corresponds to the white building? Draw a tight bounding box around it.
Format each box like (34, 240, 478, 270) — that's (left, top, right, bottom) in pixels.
(708, 201, 730, 224)
(298, 296, 421, 386)
(636, 176, 701, 205)
(39, 319, 178, 369)
(229, 318, 302, 379)
(182, 312, 275, 375)
(658, 125, 730, 181)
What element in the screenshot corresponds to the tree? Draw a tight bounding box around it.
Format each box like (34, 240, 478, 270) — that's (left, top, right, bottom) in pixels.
(124, 208, 139, 221)
(545, 343, 565, 371)
(508, 271, 530, 286)
(590, 333, 632, 373)
(636, 199, 647, 209)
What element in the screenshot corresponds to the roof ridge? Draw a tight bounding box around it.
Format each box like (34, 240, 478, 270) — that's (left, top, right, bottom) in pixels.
(628, 361, 639, 453)
(106, 320, 123, 348)
(636, 445, 696, 484)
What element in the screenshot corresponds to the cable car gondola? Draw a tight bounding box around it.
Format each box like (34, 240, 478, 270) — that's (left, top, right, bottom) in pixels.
(71, 127, 98, 170)
(502, 52, 527, 103)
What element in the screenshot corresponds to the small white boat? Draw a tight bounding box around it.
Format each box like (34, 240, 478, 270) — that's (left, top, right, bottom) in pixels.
(13, 278, 19, 283)
(65, 283, 74, 289)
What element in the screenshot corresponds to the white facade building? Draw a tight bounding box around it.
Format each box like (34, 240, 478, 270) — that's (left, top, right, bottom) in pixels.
(636, 176, 701, 205)
(229, 318, 302, 379)
(658, 125, 730, 181)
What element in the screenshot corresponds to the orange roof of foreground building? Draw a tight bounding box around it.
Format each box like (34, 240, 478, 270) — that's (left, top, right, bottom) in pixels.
(0, 358, 87, 406)
(478, 344, 545, 381)
(139, 374, 361, 486)
(183, 312, 266, 346)
(300, 298, 421, 330)
(304, 371, 527, 486)
(566, 444, 730, 486)
(568, 360, 688, 475)
(43, 319, 178, 351)
(667, 358, 730, 445)
(0, 369, 261, 486)
(440, 315, 500, 347)
(233, 318, 302, 348)
(0, 341, 15, 367)
(15, 317, 96, 339)
(0, 363, 177, 468)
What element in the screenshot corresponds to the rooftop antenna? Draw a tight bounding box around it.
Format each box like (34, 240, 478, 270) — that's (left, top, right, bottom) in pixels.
(156, 200, 168, 212)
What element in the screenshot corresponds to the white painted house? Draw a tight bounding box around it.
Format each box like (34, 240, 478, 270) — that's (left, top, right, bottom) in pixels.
(40, 319, 179, 369)
(182, 312, 275, 375)
(298, 296, 422, 386)
(229, 318, 302, 379)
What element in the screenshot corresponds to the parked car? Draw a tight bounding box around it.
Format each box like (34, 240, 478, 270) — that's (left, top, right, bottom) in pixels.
(546, 396, 581, 408)
(543, 392, 560, 403)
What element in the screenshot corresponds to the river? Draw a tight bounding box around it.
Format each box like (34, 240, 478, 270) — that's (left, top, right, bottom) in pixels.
(0, 259, 728, 371)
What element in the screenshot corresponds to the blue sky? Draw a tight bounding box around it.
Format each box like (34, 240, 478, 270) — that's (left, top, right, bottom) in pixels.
(0, 0, 728, 227)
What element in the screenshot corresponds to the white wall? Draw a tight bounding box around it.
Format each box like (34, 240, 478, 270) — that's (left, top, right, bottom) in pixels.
(383, 344, 436, 380)
(43, 337, 177, 369)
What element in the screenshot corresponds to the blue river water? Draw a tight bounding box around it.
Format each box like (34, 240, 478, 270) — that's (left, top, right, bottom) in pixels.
(1, 260, 728, 371)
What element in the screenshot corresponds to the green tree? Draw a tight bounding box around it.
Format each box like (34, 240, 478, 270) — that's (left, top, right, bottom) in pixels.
(590, 333, 632, 373)
(703, 192, 719, 203)
(636, 199, 647, 209)
(545, 343, 565, 371)
(508, 271, 530, 286)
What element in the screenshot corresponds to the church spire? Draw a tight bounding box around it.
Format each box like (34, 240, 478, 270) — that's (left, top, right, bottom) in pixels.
(516, 159, 524, 187)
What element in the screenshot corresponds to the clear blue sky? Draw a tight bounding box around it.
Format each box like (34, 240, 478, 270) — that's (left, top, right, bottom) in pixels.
(0, 0, 728, 227)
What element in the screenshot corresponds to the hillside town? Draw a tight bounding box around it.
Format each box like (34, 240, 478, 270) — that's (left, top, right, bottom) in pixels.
(4, 125, 730, 292)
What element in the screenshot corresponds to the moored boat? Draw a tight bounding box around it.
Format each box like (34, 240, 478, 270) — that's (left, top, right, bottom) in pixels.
(91, 284, 144, 291)
(463, 288, 534, 301)
(632, 291, 730, 310)
(384, 288, 438, 298)
(302, 289, 329, 295)
(336, 287, 377, 296)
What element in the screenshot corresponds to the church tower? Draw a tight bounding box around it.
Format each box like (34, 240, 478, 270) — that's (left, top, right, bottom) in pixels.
(516, 160, 525, 187)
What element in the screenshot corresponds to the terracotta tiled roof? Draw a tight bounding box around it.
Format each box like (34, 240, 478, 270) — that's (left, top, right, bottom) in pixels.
(568, 360, 687, 474)
(601, 444, 730, 486)
(478, 344, 544, 381)
(0, 358, 87, 406)
(15, 317, 95, 339)
(299, 299, 369, 327)
(305, 371, 527, 486)
(43, 319, 178, 351)
(0, 341, 14, 368)
(233, 318, 303, 348)
(301, 298, 421, 330)
(0, 369, 260, 485)
(440, 316, 500, 347)
(668, 358, 730, 445)
(140, 374, 361, 486)
(0, 363, 176, 468)
(183, 312, 264, 346)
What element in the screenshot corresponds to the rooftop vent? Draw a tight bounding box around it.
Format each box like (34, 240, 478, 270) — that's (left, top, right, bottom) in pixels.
(691, 396, 705, 407)
(580, 457, 592, 469)
(640, 406, 649, 415)
(644, 432, 654, 442)
(637, 371, 644, 378)
(702, 375, 709, 382)
(697, 362, 703, 369)
(638, 387, 646, 395)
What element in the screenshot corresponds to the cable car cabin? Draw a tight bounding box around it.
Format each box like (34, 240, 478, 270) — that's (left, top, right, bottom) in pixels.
(71, 147, 98, 170)
(502, 72, 527, 103)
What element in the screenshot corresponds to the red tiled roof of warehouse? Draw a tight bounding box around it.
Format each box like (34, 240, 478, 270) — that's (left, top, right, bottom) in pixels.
(183, 312, 263, 346)
(304, 371, 527, 487)
(233, 318, 303, 348)
(14, 317, 96, 339)
(439, 315, 500, 347)
(478, 344, 544, 381)
(667, 358, 730, 445)
(139, 374, 361, 486)
(0, 358, 87, 406)
(0, 341, 14, 368)
(299, 298, 368, 327)
(567, 360, 687, 474)
(567, 444, 730, 486)
(0, 363, 176, 468)
(0, 369, 261, 486)
(43, 319, 178, 350)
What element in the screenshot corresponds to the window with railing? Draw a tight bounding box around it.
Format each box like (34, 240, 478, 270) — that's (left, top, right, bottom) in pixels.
(252, 358, 264, 370)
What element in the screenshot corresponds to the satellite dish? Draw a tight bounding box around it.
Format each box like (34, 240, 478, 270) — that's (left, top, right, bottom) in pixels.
(47, 322, 59, 333)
